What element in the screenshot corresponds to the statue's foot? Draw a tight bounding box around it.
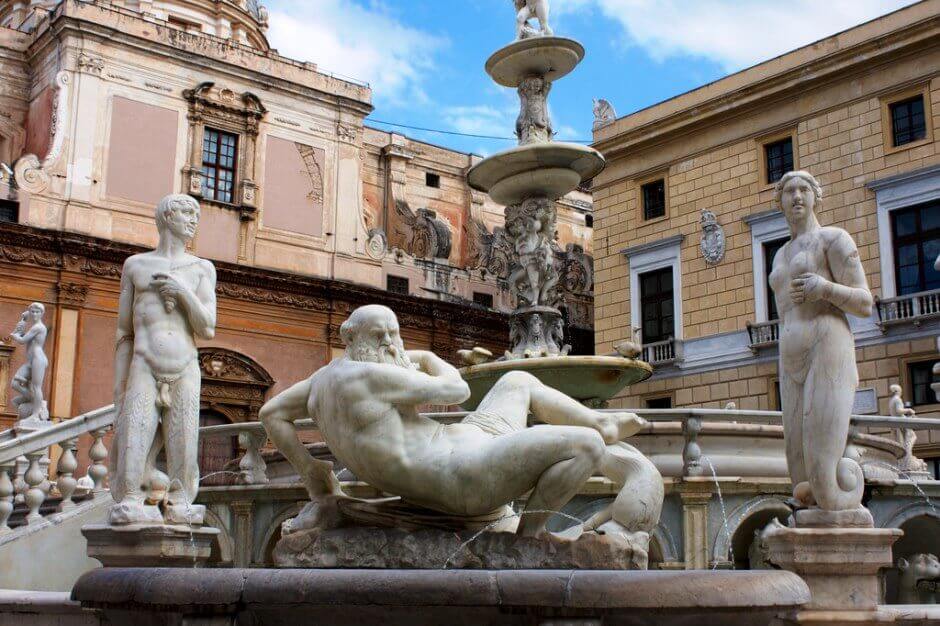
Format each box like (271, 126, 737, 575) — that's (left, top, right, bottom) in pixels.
(792, 482, 816, 508)
(285, 495, 350, 536)
(597, 412, 646, 444)
(108, 500, 163, 526)
(164, 503, 206, 526)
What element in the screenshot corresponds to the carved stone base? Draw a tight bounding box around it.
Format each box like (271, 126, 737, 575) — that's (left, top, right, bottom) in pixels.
(794, 506, 873, 529)
(508, 306, 569, 359)
(83, 524, 220, 568)
(764, 520, 901, 613)
(274, 526, 649, 570)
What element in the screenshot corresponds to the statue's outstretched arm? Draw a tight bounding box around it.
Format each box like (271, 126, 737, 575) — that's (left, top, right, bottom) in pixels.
(183, 261, 217, 340)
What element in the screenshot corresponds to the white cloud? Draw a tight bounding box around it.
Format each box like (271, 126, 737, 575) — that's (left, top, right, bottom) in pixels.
(442, 105, 515, 138)
(265, 0, 446, 106)
(555, 0, 918, 71)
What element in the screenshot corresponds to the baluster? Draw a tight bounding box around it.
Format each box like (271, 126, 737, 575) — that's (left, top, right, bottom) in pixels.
(0, 462, 14, 534)
(38, 455, 51, 495)
(12, 456, 27, 505)
(238, 431, 269, 485)
(87, 429, 109, 492)
(912, 294, 922, 318)
(682, 417, 704, 477)
(24, 451, 46, 525)
(56, 438, 79, 511)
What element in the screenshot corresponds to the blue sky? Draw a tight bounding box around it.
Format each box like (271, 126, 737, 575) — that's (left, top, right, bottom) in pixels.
(264, 0, 919, 156)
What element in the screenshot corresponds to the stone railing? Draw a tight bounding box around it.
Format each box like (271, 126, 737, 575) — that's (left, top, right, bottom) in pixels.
(875, 288, 940, 329)
(0, 405, 114, 533)
(642, 338, 680, 366)
(746, 319, 780, 351)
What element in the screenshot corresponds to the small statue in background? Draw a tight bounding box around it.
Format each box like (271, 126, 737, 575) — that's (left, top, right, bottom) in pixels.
(10, 303, 49, 424)
(514, 0, 552, 39)
(888, 384, 928, 476)
(592, 98, 616, 130)
(516, 76, 553, 145)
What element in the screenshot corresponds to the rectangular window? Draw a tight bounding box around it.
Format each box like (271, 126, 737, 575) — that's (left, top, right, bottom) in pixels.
(763, 237, 789, 320)
(909, 360, 938, 407)
(639, 267, 674, 344)
(0, 199, 18, 223)
(425, 172, 440, 188)
(386, 275, 409, 295)
(890, 96, 927, 147)
(642, 179, 666, 221)
(891, 201, 940, 296)
(764, 138, 794, 184)
(645, 396, 672, 409)
(473, 292, 494, 308)
(201, 128, 238, 204)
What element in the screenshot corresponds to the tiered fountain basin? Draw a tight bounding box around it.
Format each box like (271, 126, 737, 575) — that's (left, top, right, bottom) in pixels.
(458, 355, 653, 410)
(467, 142, 605, 205)
(485, 36, 585, 87)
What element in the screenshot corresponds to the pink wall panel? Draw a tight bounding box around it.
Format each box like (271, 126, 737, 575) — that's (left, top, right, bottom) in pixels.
(194, 204, 240, 264)
(106, 97, 179, 205)
(262, 137, 325, 237)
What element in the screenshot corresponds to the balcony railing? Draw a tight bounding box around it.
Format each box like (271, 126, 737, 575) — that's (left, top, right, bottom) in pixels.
(747, 319, 780, 351)
(641, 337, 680, 366)
(876, 288, 940, 329)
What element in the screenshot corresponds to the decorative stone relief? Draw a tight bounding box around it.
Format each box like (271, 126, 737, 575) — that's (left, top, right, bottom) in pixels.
(699, 209, 726, 265)
(517, 76, 552, 145)
(13, 71, 70, 193)
(296, 143, 324, 204)
(392, 201, 452, 260)
(57, 282, 88, 308)
(337, 124, 358, 143)
(217, 283, 330, 311)
(506, 197, 558, 308)
(76, 52, 104, 75)
(592, 99, 616, 130)
(365, 228, 388, 261)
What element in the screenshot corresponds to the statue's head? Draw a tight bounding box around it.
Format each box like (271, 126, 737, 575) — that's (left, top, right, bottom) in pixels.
(156, 194, 201, 242)
(774, 171, 822, 224)
(890, 384, 902, 396)
(341, 305, 413, 369)
(26, 302, 44, 322)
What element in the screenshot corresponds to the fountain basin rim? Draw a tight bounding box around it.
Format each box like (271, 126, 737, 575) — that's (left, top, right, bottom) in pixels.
(486, 36, 586, 87)
(467, 142, 605, 197)
(461, 354, 652, 377)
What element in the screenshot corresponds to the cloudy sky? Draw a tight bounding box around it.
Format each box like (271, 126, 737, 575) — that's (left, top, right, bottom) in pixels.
(263, 0, 919, 155)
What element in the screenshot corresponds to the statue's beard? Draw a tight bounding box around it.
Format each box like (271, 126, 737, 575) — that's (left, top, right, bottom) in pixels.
(348, 341, 414, 369)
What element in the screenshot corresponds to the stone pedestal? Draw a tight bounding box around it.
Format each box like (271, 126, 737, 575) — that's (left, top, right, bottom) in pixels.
(83, 524, 220, 568)
(274, 526, 651, 570)
(764, 516, 901, 625)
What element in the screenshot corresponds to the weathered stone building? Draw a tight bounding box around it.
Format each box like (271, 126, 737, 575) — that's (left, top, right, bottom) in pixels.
(592, 1, 940, 471)
(0, 1, 593, 457)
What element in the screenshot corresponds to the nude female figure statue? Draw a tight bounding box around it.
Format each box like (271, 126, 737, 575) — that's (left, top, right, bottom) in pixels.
(768, 171, 874, 515)
(10, 303, 49, 423)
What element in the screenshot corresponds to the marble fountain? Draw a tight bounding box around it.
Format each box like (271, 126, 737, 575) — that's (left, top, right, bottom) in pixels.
(58, 2, 939, 625)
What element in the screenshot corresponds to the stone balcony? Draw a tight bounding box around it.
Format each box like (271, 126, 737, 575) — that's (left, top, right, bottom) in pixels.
(746, 319, 780, 352)
(875, 288, 940, 329)
(642, 337, 681, 366)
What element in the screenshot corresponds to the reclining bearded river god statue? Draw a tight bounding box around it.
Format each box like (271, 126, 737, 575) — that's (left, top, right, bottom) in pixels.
(261, 304, 664, 569)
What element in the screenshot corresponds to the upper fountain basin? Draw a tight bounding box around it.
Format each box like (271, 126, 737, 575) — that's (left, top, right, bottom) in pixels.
(486, 36, 586, 87)
(467, 142, 605, 205)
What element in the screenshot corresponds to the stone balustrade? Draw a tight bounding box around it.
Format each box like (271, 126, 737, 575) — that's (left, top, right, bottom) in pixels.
(875, 287, 940, 328)
(746, 319, 780, 351)
(642, 338, 680, 366)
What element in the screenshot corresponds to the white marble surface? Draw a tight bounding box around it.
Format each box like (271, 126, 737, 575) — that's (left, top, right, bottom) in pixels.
(769, 171, 874, 518)
(514, 0, 552, 39)
(109, 194, 217, 526)
(261, 305, 662, 538)
(10, 303, 49, 425)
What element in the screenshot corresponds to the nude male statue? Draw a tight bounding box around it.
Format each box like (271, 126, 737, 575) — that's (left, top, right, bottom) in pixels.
(109, 193, 217, 526)
(261, 305, 646, 537)
(10, 303, 49, 423)
(514, 0, 552, 39)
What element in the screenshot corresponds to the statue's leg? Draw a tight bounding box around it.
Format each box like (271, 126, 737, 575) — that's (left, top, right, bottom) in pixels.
(780, 372, 810, 504)
(804, 357, 864, 512)
(486, 371, 642, 442)
(260, 377, 343, 498)
(110, 358, 160, 506)
(516, 6, 527, 39)
(535, 0, 552, 35)
(452, 424, 605, 536)
(163, 360, 201, 506)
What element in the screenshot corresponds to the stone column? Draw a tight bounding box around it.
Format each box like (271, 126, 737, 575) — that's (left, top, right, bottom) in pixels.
(680, 491, 711, 570)
(231, 501, 254, 568)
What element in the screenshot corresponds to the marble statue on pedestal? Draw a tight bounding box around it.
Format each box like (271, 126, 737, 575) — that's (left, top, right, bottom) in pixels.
(592, 99, 616, 130)
(108, 194, 217, 527)
(10, 303, 49, 425)
(889, 384, 929, 476)
(514, 0, 552, 39)
(261, 305, 661, 544)
(768, 171, 874, 522)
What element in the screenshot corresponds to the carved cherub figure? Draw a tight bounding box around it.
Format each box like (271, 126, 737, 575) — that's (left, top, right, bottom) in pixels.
(514, 0, 553, 39)
(516, 76, 553, 145)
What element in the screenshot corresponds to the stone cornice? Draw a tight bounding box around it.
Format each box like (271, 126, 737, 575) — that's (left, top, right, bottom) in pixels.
(0, 223, 509, 341)
(29, 1, 373, 117)
(621, 235, 685, 259)
(865, 162, 940, 191)
(593, 6, 940, 161)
